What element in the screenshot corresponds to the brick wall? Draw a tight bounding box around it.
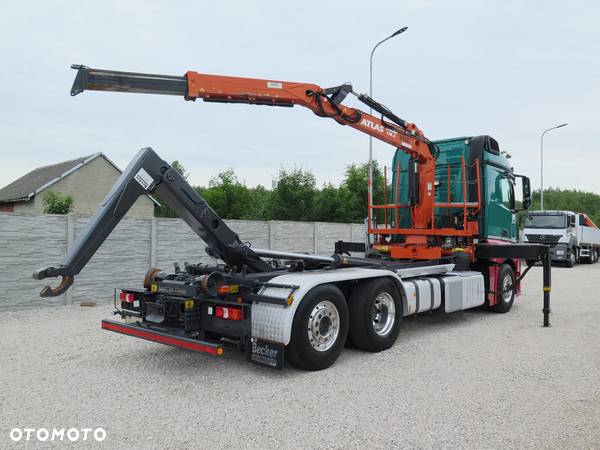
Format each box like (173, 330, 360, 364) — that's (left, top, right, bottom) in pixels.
(0, 212, 365, 310)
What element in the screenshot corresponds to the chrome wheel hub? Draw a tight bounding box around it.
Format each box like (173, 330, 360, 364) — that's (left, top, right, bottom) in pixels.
(371, 292, 396, 336)
(502, 274, 513, 303)
(307, 301, 340, 352)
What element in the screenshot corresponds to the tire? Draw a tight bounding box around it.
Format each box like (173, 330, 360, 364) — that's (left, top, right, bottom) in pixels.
(588, 249, 597, 264)
(285, 284, 349, 371)
(348, 278, 402, 352)
(565, 247, 576, 268)
(491, 264, 515, 313)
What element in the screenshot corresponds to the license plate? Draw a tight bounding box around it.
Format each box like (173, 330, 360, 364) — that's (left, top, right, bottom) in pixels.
(248, 338, 284, 370)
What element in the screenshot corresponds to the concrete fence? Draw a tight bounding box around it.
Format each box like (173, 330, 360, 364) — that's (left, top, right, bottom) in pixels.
(0, 212, 365, 310)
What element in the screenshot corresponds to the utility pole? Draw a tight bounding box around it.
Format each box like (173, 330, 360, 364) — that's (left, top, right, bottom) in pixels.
(540, 123, 567, 210)
(368, 26, 407, 229)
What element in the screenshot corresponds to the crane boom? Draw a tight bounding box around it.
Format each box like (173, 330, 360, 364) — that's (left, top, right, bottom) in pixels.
(71, 65, 428, 156)
(70, 64, 437, 228)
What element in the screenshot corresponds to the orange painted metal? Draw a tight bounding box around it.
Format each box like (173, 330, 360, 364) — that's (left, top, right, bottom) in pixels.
(390, 245, 442, 260)
(474, 159, 481, 212)
(383, 166, 388, 228)
(182, 70, 485, 261)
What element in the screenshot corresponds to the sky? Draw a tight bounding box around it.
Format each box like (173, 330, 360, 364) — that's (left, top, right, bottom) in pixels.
(1, 0, 598, 195)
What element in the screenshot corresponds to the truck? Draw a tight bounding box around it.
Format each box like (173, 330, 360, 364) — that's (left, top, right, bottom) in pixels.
(33, 65, 551, 371)
(523, 210, 600, 267)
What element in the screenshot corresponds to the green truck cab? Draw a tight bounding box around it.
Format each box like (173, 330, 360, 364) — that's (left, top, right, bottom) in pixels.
(392, 135, 531, 243)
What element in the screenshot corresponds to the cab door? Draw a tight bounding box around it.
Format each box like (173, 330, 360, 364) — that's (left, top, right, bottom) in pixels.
(484, 166, 517, 241)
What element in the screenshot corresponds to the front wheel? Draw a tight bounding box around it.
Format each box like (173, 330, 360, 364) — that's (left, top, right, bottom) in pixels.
(285, 284, 349, 371)
(348, 278, 402, 352)
(491, 264, 515, 313)
(565, 247, 577, 268)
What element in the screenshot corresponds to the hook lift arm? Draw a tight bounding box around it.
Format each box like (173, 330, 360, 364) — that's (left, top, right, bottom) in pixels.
(33, 147, 272, 297)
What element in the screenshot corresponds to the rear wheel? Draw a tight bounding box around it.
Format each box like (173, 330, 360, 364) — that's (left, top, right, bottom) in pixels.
(491, 264, 515, 313)
(587, 249, 597, 264)
(285, 284, 349, 371)
(348, 278, 402, 352)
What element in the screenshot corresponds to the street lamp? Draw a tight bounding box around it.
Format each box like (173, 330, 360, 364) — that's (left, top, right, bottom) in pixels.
(368, 26, 407, 226)
(540, 123, 567, 210)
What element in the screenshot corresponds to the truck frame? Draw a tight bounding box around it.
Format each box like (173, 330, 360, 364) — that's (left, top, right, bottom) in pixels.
(32, 65, 552, 370)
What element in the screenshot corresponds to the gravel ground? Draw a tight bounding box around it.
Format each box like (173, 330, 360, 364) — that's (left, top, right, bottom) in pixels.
(1, 264, 599, 449)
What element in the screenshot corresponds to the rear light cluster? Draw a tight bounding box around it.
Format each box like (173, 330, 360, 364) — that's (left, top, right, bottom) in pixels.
(211, 305, 243, 321)
(120, 291, 136, 302)
(119, 291, 139, 308)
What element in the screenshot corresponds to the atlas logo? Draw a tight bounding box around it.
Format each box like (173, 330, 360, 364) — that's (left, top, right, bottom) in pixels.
(361, 118, 385, 132)
(360, 119, 398, 138)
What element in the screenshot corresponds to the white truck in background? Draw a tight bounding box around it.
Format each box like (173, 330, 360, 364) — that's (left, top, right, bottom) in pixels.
(523, 210, 600, 267)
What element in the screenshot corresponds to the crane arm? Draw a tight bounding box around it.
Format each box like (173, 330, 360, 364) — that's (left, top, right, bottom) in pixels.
(70, 65, 432, 162)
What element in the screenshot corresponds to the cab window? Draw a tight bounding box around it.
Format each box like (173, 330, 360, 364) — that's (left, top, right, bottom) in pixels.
(500, 176, 513, 209)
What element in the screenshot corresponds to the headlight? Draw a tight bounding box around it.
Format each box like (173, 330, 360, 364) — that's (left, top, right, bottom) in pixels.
(556, 250, 565, 255)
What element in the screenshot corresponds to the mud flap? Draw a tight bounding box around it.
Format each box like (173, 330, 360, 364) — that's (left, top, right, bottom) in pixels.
(248, 338, 284, 370)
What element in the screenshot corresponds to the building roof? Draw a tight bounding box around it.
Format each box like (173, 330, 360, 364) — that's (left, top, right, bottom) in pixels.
(0, 153, 159, 205)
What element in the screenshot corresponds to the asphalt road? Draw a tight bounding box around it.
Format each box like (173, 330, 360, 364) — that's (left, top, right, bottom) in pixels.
(1, 264, 599, 449)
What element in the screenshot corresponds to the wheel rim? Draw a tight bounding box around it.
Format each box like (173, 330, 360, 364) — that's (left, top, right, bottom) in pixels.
(371, 292, 396, 336)
(502, 274, 513, 303)
(307, 300, 340, 352)
(571, 251, 576, 265)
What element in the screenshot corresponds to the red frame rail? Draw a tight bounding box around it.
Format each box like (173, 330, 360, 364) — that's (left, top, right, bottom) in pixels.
(102, 320, 224, 356)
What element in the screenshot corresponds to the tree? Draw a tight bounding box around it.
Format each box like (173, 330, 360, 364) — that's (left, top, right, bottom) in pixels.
(197, 169, 255, 220)
(268, 168, 317, 221)
(313, 183, 347, 223)
(340, 161, 385, 223)
(245, 185, 272, 220)
(154, 159, 393, 223)
(42, 189, 74, 214)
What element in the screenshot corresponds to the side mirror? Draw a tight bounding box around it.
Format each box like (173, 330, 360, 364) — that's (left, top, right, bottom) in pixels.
(570, 215, 576, 227)
(515, 175, 532, 210)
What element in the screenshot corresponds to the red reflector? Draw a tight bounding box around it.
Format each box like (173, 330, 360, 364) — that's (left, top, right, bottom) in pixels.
(101, 320, 222, 355)
(215, 306, 243, 321)
(119, 291, 136, 302)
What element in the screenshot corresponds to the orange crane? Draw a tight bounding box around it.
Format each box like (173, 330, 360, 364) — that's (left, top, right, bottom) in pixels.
(71, 65, 442, 258)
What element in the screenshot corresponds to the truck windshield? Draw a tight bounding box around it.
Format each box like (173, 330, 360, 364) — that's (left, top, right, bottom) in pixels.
(525, 215, 566, 229)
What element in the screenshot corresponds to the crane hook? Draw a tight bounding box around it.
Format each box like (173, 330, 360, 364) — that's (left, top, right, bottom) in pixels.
(33, 268, 74, 297)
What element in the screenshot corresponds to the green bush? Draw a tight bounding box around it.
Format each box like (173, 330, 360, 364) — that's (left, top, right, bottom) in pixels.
(42, 189, 74, 215)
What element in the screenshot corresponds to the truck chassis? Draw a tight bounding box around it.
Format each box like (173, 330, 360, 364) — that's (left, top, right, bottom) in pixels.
(34, 148, 552, 370)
